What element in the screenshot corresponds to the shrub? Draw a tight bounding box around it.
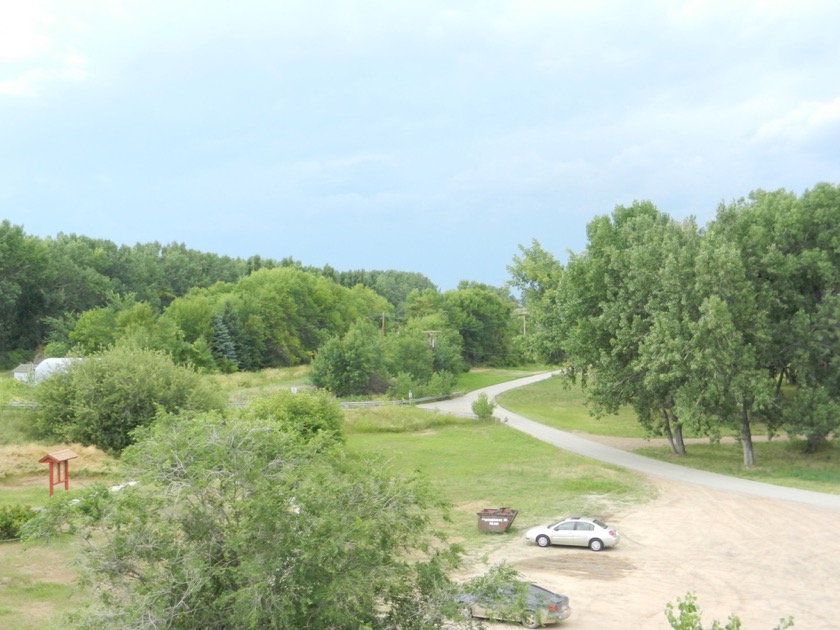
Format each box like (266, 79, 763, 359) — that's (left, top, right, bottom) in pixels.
(665, 592, 793, 630)
(0, 504, 37, 540)
(472, 393, 496, 421)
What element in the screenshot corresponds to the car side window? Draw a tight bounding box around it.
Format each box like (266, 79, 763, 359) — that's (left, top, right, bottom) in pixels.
(575, 522, 594, 531)
(555, 522, 576, 531)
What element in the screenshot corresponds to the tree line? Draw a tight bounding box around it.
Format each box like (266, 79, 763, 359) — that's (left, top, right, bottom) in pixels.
(510, 182, 840, 464)
(1, 226, 520, 395)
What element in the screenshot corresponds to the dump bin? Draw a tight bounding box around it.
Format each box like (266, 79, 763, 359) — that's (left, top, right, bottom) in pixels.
(476, 507, 518, 533)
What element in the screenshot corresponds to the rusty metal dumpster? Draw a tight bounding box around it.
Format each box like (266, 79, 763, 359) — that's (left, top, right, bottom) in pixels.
(476, 507, 518, 533)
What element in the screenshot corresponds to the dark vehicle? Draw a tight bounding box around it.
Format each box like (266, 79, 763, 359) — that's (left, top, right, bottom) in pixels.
(456, 582, 571, 628)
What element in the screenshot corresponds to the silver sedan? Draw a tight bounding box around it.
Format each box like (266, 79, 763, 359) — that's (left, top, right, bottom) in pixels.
(524, 516, 620, 551)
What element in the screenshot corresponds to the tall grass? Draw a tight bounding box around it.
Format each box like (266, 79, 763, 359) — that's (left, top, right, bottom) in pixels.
(207, 366, 312, 404)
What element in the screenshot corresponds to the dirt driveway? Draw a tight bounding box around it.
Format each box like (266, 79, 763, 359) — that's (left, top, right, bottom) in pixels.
(462, 476, 838, 629)
(424, 374, 840, 629)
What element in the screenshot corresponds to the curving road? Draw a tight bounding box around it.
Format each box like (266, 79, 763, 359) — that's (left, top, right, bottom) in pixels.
(419, 371, 840, 511)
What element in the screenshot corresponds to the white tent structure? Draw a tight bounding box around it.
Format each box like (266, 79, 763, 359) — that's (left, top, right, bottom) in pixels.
(30, 358, 81, 384)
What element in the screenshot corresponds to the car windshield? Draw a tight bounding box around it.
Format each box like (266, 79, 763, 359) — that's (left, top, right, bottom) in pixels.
(593, 519, 609, 529)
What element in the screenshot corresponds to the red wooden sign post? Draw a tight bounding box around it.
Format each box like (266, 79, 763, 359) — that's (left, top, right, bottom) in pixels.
(38, 449, 78, 496)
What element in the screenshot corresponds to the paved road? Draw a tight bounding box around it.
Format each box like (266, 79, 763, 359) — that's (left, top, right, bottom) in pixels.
(420, 371, 840, 510)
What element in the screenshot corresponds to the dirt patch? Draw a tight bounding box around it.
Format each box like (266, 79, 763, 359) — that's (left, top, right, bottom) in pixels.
(0, 443, 114, 478)
(461, 476, 840, 629)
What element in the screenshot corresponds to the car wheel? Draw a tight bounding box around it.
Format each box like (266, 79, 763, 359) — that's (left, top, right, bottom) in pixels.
(521, 610, 540, 628)
(589, 538, 604, 551)
(536, 534, 551, 548)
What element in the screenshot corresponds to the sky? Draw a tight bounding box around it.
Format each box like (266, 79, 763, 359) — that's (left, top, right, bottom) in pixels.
(2, 1, 839, 291)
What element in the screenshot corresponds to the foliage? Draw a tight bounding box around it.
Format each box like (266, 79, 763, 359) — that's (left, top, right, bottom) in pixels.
(242, 388, 344, 443)
(22, 412, 463, 629)
(457, 563, 536, 626)
(388, 370, 457, 400)
(0, 221, 53, 361)
(471, 393, 496, 421)
(309, 320, 388, 396)
(327, 268, 437, 316)
(510, 184, 840, 466)
(0, 504, 37, 540)
(665, 592, 793, 630)
(31, 345, 226, 455)
(442, 284, 516, 366)
(508, 240, 566, 364)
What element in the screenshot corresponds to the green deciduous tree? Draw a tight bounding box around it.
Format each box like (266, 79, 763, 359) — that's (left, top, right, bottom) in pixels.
(508, 240, 566, 364)
(309, 320, 388, 396)
(442, 284, 516, 366)
(23, 412, 461, 629)
(32, 345, 225, 455)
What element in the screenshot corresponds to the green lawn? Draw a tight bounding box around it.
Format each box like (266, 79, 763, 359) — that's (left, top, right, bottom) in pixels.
(453, 366, 552, 393)
(635, 440, 840, 495)
(345, 407, 652, 547)
(0, 536, 86, 630)
(496, 375, 643, 437)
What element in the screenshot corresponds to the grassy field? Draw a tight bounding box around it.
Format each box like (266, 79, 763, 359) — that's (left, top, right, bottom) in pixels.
(452, 366, 552, 393)
(496, 374, 644, 437)
(344, 406, 652, 547)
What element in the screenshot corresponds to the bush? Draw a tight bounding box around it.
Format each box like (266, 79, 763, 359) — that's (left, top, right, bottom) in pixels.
(665, 592, 793, 630)
(32, 344, 226, 455)
(0, 504, 37, 540)
(472, 393, 496, 421)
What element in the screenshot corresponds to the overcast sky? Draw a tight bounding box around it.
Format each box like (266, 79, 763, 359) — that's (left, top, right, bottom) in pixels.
(2, 1, 838, 290)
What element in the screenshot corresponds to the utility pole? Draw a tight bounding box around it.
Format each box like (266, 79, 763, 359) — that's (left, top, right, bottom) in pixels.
(515, 308, 528, 335)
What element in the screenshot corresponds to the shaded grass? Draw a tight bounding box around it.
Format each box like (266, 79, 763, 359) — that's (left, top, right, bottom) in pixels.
(636, 440, 840, 495)
(496, 375, 643, 437)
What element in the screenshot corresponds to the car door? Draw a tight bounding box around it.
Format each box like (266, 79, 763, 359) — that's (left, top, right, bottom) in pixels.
(550, 521, 578, 546)
(574, 521, 595, 546)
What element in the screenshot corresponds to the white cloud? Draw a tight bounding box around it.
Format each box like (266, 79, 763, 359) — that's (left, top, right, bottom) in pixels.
(0, 51, 89, 96)
(0, 1, 96, 96)
(754, 98, 840, 143)
(0, 1, 52, 61)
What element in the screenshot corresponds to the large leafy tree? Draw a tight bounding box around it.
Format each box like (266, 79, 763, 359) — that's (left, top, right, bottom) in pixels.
(32, 345, 225, 455)
(441, 283, 516, 366)
(508, 240, 566, 364)
(309, 320, 388, 396)
(545, 202, 702, 454)
(712, 184, 840, 452)
(0, 221, 52, 361)
(24, 411, 461, 629)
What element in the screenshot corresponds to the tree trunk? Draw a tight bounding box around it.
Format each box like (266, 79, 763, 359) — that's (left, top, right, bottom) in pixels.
(660, 408, 686, 455)
(672, 417, 686, 456)
(739, 401, 755, 467)
(661, 408, 676, 454)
